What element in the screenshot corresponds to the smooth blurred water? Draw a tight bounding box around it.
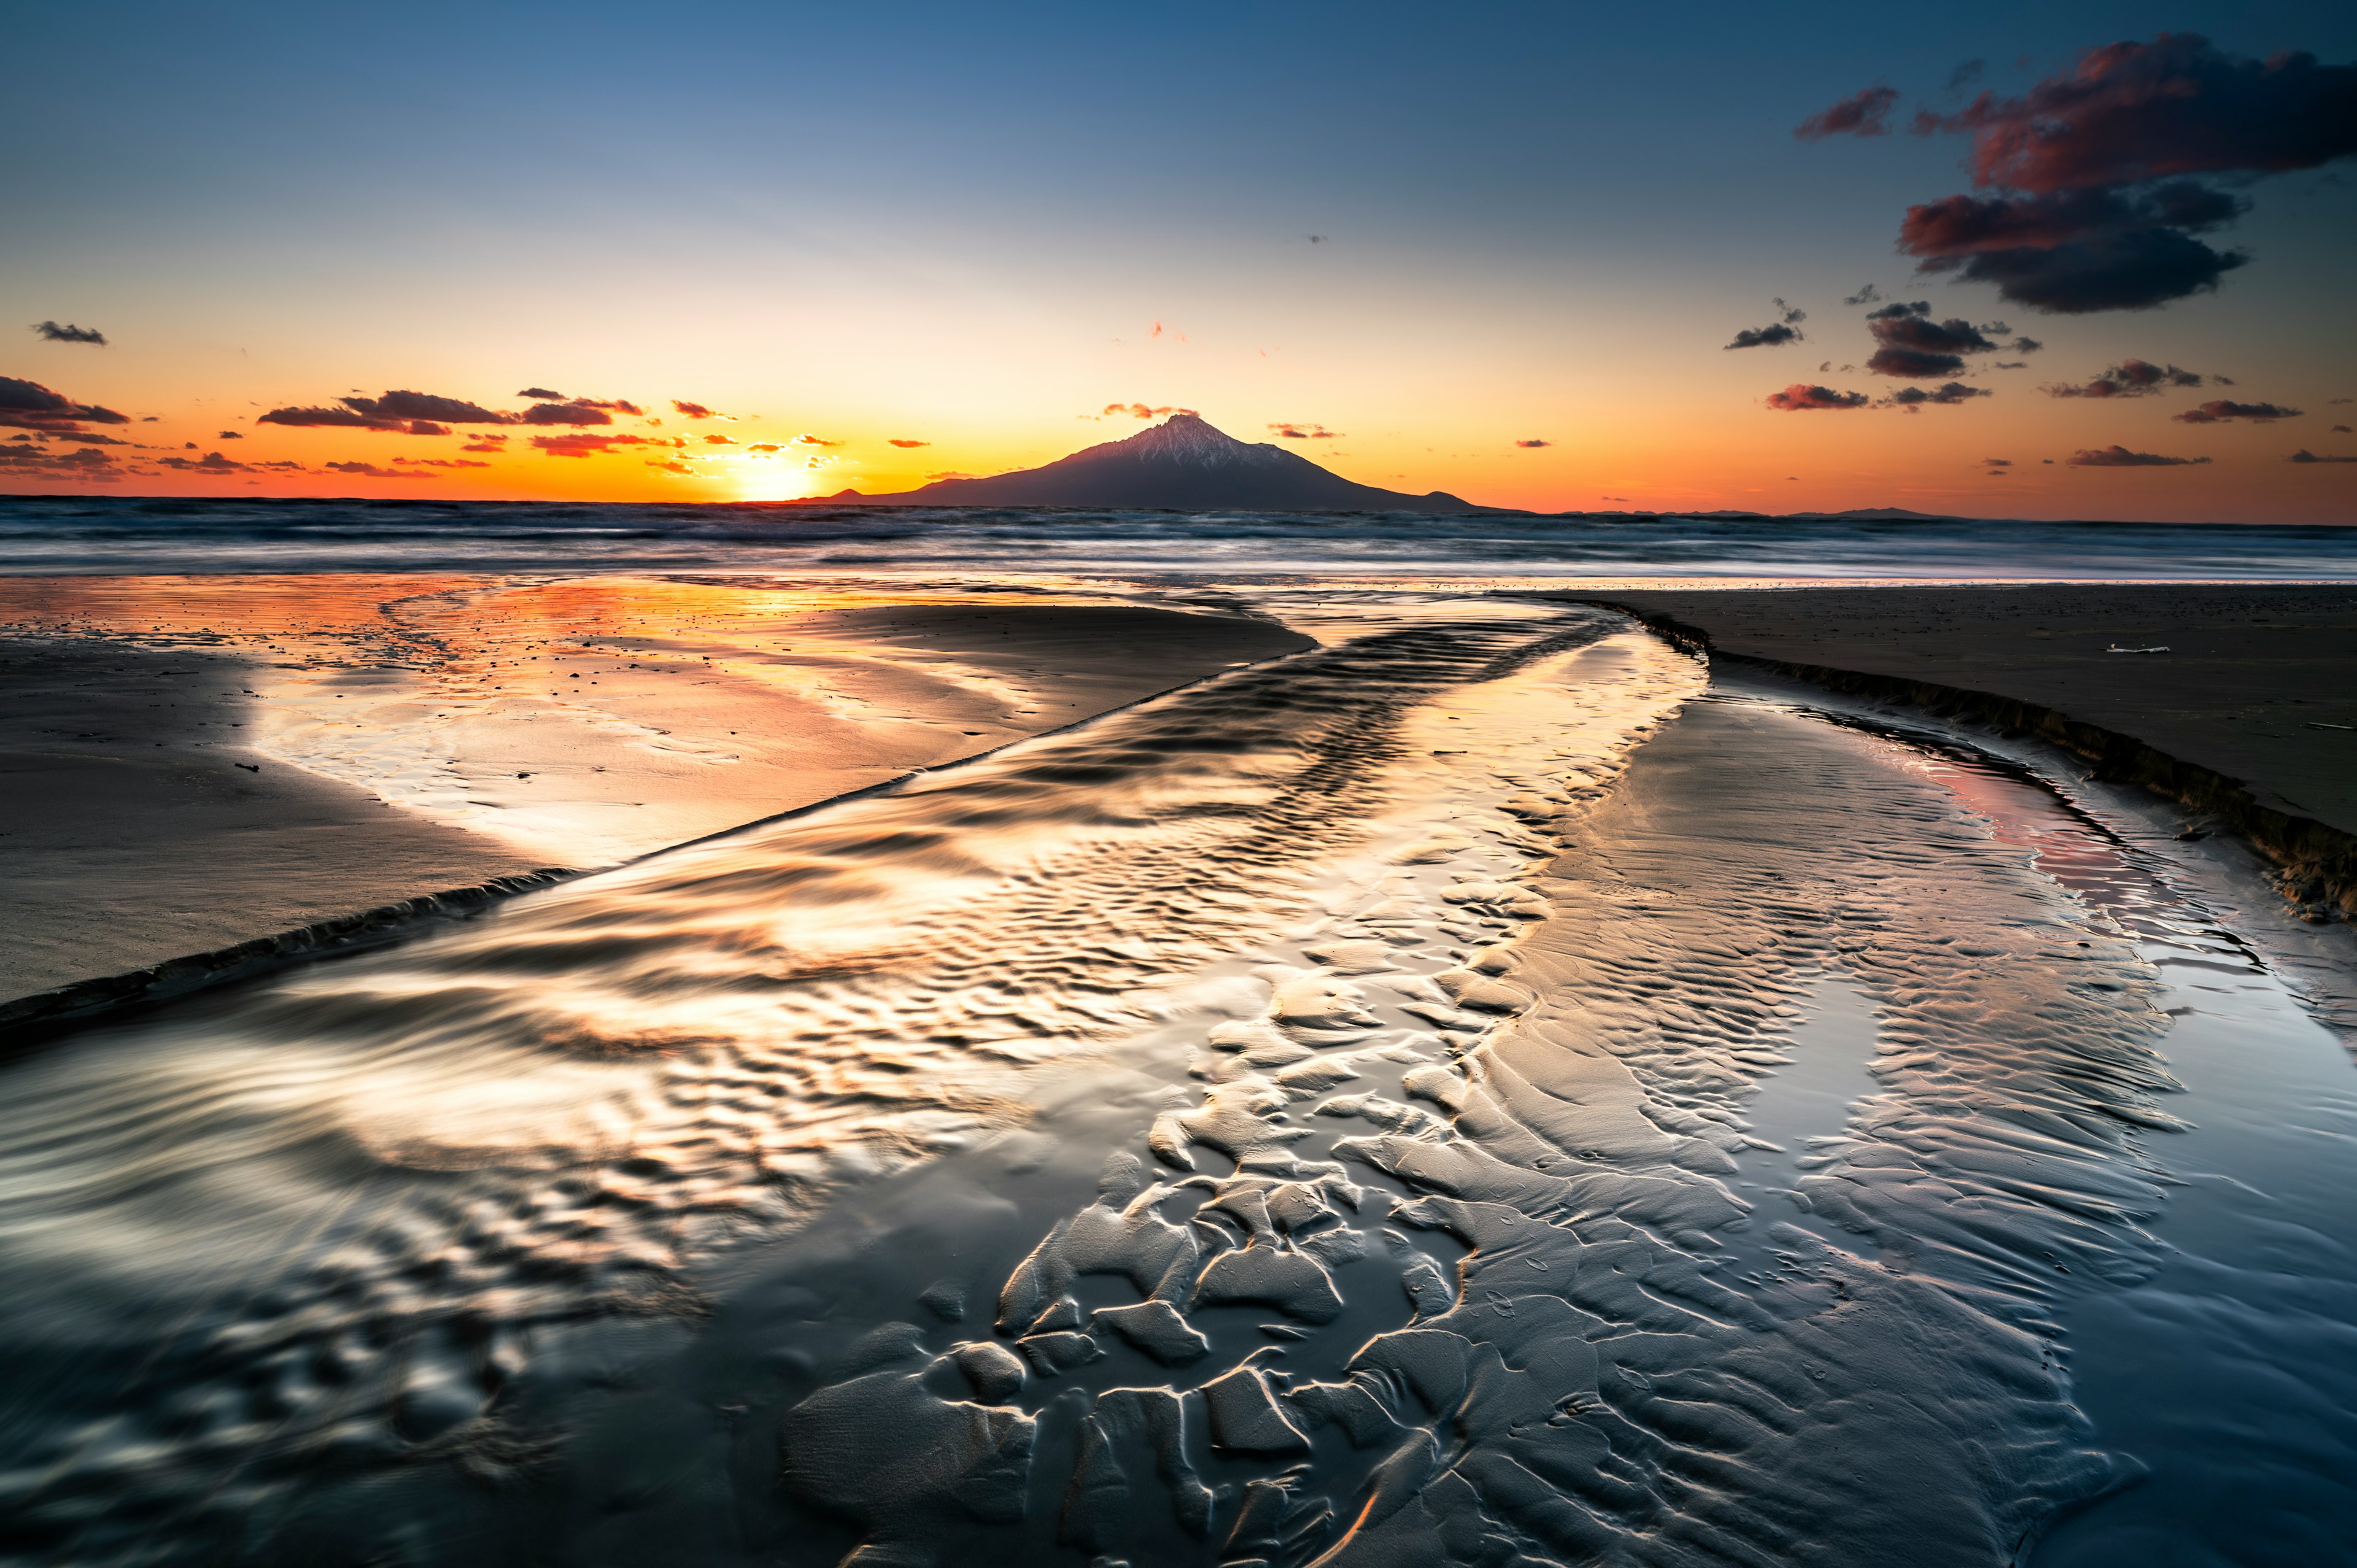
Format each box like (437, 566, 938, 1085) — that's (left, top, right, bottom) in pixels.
(3, 496, 2353, 579)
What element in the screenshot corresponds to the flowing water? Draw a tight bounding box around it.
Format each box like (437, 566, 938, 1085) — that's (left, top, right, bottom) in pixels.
(1, 591, 2351, 1567)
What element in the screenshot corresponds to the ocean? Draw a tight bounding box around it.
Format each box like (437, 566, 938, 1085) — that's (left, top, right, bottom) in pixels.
(3, 495, 2354, 579)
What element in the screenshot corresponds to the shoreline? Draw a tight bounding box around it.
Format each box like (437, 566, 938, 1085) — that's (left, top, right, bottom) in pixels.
(0, 579, 1313, 1017)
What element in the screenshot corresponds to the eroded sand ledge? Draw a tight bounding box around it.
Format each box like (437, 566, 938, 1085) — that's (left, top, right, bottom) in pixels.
(1582, 584, 2357, 922)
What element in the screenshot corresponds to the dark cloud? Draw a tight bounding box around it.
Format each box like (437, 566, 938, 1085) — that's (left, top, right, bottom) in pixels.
(2334, 425, 2354, 434)
(1843, 284, 1884, 306)
(2045, 359, 2207, 398)
(1985, 457, 2013, 466)
(347, 389, 513, 425)
(671, 400, 723, 419)
(322, 461, 435, 479)
(1269, 423, 1341, 439)
(2065, 444, 2212, 466)
(156, 450, 254, 474)
(460, 436, 508, 453)
(1515, 439, 1552, 448)
(1930, 34, 2357, 192)
(888, 438, 931, 448)
(1795, 85, 1900, 140)
(1765, 384, 1870, 411)
(530, 433, 652, 457)
(1865, 304, 2004, 378)
(1886, 381, 1994, 407)
(1867, 36, 2357, 314)
(217, 431, 243, 439)
(33, 320, 107, 346)
(1726, 322, 1803, 349)
(1946, 59, 1987, 93)
(257, 404, 385, 429)
(2011, 337, 2043, 353)
(2289, 449, 2357, 463)
(2174, 400, 2302, 423)
(0, 376, 131, 432)
(0, 443, 121, 481)
(517, 401, 616, 427)
(517, 387, 567, 400)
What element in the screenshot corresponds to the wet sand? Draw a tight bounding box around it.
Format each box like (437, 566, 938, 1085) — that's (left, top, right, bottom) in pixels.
(1587, 584, 2357, 838)
(0, 578, 1311, 1010)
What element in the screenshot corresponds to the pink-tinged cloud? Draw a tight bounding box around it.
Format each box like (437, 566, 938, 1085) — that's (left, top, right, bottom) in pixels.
(2065, 444, 2212, 466)
(517, 401, 616, 427)
(1101, 403, 1194, 419)
(1765, 384, 1870, 411)
(1515, 439, 1552, 448)
(530, 432, 653, 457)
(888, 438, 930, 448)
(0, 375, 130, 432)
(2045, 358, 2206, 398)
(1863, 301, 2007, 378)
(1929, 35, 2357, 193)
(671, 400, 726, 419)
(2173, 399, 2302, 423)
(1795, 86, 1899, 140)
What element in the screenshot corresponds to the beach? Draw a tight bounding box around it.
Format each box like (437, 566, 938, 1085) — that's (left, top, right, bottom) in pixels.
(0, 576, 1310, 1014)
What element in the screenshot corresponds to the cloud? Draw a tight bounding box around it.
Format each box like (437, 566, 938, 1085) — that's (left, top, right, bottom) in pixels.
(1886, 381, 1994, 407)
(1726, 322, 1803, 349)
(1515, 439, 1552, 448)
(517, 387, 567, 400)
(1843, 284, 1883, 306)
(517, 400, 617, 427)
(347, 389, 513, 425)
(0, 375, 131, 432)
(888, 438, 930, 448)
(257, 404, 383, 429)
(392, 456, 490, 468)
(791, 433, 841, 446)
(746, 443, 783, 453)
(1269, 422, 1341, 439)
(460, 436, 508, 452)
(530, 432, 652, 457)
(2173, 399, 2302, 423)
(925, 469, 979, 481)
(1795, 85, 1900, 140)
(1865, 36, 2357, 314)
(217, 430, 243, 439)
(0, 442, 122, 481)
(322, 461, 435, 479)
(1864, 302, 2006, 377)
(2334, 425, 2353, 434)
(156, 450, 254, 474)
(646, 460, 695, 476)
(698, 434, 735, 445)
(2289, 449, 2357, 463)
(1102, 403, 1194, 419)
(1985, 457, 2013, 466)
(1946, 59, 1987, 92)
(1931, 35, 2357, 191)
(2065, 444, 2212, 466)
(1765, 384, 1870, 411)
(2045, 358, 2207, 398)
(33, 320, 107, 346)
(671, 400, 727, 419)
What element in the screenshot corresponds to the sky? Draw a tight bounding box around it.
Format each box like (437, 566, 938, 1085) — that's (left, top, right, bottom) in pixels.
(4, 0, 2353, 520)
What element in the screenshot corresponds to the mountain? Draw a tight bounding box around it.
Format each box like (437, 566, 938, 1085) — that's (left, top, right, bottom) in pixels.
(814, 414, 1492, 513)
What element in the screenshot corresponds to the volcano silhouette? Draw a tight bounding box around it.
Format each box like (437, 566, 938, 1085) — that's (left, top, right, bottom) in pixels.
(818, 413, 1492, 512)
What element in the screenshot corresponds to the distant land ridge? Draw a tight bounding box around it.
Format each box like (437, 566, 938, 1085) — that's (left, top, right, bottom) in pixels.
(811, 413, 1493, 513)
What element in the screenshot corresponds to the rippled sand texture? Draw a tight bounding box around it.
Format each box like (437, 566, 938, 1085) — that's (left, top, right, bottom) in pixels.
(0, 598, 1699, 1561)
